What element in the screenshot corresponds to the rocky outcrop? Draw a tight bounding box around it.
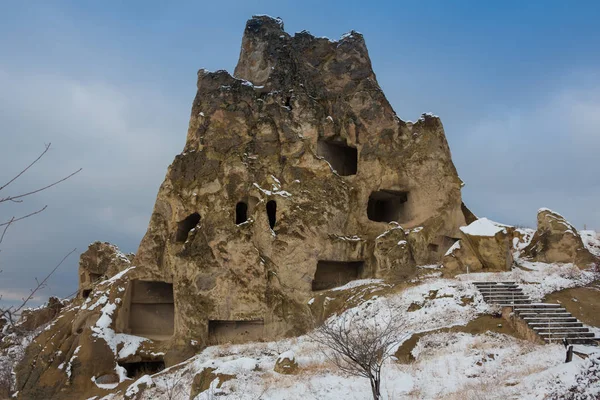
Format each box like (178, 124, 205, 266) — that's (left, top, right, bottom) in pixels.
(18, 297, 64, 332)
(78, 242, 133, 298)
(15, 16, 470, 399)
(522, 209, 596, 266)
(443, 218, 513, 273)
(274, 351, 299, 375)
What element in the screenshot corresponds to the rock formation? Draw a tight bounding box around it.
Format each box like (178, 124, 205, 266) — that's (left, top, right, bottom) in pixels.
(15, 16, 473, 399)
(522, 208, 596, 265)
(78, 242, 134, 298)
(443, 218, 514, 273)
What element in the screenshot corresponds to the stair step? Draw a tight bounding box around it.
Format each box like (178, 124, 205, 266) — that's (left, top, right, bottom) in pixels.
(539, 332, 595, 339)
(533, 327, 590, 333)
(475, 284, 519, 288)
(519, 313, 575, 320)
(473, 281, 516, 285)
(524, 317, 578, 323)
(528, 322, 583, 328)
(516, 308, 567, 314)
(561, 338, 600, 344)
(515, 304, 563, 309)
(488, 300, 532, 304)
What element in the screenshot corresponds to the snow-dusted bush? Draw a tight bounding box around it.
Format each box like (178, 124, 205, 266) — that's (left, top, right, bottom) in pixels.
(546, 353, 600, 400)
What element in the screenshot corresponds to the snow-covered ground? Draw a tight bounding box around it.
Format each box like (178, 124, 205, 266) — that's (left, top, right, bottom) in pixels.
(81, 254, 599, 400)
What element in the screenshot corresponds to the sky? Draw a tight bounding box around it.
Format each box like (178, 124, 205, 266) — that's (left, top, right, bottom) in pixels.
(1, 1, 599, 308)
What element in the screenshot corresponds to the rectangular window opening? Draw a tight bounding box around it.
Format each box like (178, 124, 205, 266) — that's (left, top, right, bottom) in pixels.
(312, 260, 364, 291)
(367, 190, 409, 223)
(127, 281, 174, 340)
(317, 139, 358, 176)
(208, 320, 264, 345)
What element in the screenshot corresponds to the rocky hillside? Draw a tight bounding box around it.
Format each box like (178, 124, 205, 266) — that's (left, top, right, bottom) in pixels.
(1, 15, 599, 400)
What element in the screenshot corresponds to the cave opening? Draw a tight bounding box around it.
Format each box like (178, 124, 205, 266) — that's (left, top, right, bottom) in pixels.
(266, 200, 277, 229)
(236, 201, 248, 224)
(120, 360, 165, 379)
(175, 212, 200, 243)
(127, 280, 174, 340)
(317, 139, 358, 176)
(208, 320, 265, 345)
(312, 260, 364, 291)
(367, 190, 409, 223)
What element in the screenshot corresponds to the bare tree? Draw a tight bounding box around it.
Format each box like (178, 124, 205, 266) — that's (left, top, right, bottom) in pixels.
(0, 143, 81, 327)
(310, 310, 406, 400)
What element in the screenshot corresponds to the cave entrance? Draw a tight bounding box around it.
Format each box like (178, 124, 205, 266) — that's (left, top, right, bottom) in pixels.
(367, 190, 409, 223)
(236, 201, 248, 224)
(82, 289, 92, 299)
(175, 212, 200, 243)
(266, 200, 277, 229)
(317, 139, 358, 176)
(208, 320, 264, 345)
(128, 280, 174, 340)
(120, 360, 165, 379)
(312, 260, 364, 291)
(89, 272, 102, 283)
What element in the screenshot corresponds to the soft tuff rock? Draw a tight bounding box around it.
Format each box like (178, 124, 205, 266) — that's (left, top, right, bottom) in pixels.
(15, 16, 472, 399)
(78, 241, 134, 298)
(522, 208, 596, 266)
(443, 218, 513, 273)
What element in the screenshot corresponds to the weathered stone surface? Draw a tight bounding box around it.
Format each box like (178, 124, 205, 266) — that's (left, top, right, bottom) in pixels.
(14, 16, 470, 399)
(19, 297, 64, 332)
(78, 241, 133, 297)
(274, 351, 299, 375)
(189, 367, 235, 399)
(443, 218, 513, 273)
(522, 208, 596, 266)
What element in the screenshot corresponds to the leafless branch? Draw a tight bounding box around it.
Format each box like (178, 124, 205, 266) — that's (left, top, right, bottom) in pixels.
(0, 143, 51, 193)
(310, 309, 406, 400)
(0, 168, 82, 204)
(0, 248, 77, 326)
(0, 206, 48, 228)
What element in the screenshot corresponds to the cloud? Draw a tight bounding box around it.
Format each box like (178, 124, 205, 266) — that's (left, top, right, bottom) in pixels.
(0, 67, 187, 306)
(455, 74, 600, 230)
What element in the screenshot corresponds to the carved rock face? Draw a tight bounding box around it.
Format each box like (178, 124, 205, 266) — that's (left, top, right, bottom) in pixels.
(16, 16, 470, 399)
(132, 14, 468, 346)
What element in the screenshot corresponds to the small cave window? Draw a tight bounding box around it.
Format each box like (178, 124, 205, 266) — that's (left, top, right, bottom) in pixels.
(236, 201, 248, 224)
(266, 200, 277, 229)
(428, 243, 440, 252)
(317, 139, 358, 176)
(120, 360, 165, 379)
(367, 190, 409, 223)
(82, 289, 92, 299)
(175, 212, 200, 243)
(89, 273, 102, 283)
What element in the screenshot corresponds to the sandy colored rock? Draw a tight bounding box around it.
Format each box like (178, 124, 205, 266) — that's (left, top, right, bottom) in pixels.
(522, 208, 596, 266)
(18, 297, 64, 332)
(274, 351, 299, 375)
(443, 218, 513, 273)
(14, 16, 472, 399)
(78, 241, 133, 298)
(189, 367, 235, 399)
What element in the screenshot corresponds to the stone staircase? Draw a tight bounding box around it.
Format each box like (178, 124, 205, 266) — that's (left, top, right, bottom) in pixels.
(474, 281, 600, 345)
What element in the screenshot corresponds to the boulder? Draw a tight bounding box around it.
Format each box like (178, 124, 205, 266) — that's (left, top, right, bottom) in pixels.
(274, 351, 299, 375)
(522, 208, 596, 266)
(443, 218, 513, 273)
